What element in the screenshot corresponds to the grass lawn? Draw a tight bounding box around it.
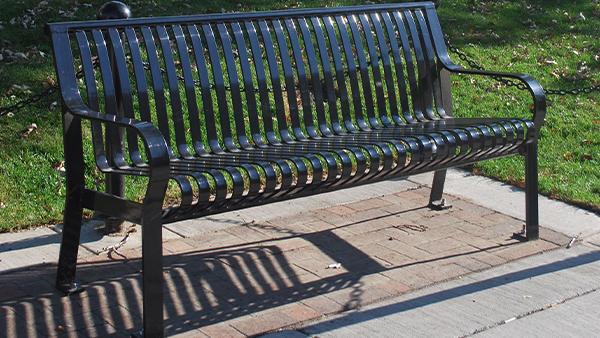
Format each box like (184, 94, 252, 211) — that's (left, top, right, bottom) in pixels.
(0, 0, 599, 232)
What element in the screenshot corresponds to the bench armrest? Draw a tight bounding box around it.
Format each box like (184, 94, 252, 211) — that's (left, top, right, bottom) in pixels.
(64, 102, 171, 204)
(443, 64, 546, 138)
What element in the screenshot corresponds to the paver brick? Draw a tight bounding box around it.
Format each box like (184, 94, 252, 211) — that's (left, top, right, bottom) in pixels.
(451, 210, 497, 227)
(468, 251, 508, 267)
(182, 231, 243, 251)
(310, 209, 350, 226)
(343, 217, 395, 235)
(416, 237, 469, 255)
(378, 238, 434, 261)
(452, 231, 500, 250)
(267, 213, 321, 229)
(416, 262, 472, 283)
(165, 326, 210, 338)
(379, 193, 419, 207)
(380, 266, 434, 289)
(451, 199, 496, 216)
(539, 227, 572, 246)
(164, 240, 195, 254)
(345, 198, 392, 212)
(343, 231, 391, 249)
(451, 256, 493, 272)
(379, 226, 432, 246)
(300, 295, 345, 315)
(303, 220, 337, 232)
(398, 224, 464, 243)
(323, 285, 390, 310)
(265, 237, 312, 253)
(492, 240, 559, 261)
(482, 212, 520, 225)
(229, 309, 297, 337)
(0, 283, 29, 303)
(357, 243, 415, 267)
(374, 278, 413, 296)
(342, 208, 390, 224)
(225, 225, 270, 242)
(323, 205, 356, 216)
(280, 304, 323, 322)
(416, 213, 463, 229)
(198, 322, 245, 338)
(397, 189, 429, 201)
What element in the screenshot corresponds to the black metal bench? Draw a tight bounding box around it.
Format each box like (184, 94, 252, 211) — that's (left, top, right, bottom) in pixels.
(46, 1, 545, 336)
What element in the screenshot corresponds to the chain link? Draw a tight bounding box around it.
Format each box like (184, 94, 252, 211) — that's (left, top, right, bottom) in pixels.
(0, 66, 91, 117)
(445, 40, 600, 96)
(0, 86, 58, 117)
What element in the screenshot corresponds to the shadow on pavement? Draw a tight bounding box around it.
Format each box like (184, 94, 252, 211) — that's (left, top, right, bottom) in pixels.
(0, 220, 554, 337)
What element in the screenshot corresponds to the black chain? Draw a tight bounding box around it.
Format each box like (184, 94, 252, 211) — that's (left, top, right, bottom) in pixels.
(0, 86, 58, 117)
(445, 40, 600, 96)
(0, 66, 91, 117)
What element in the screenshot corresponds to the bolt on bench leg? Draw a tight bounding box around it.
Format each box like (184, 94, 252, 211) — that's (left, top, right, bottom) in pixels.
(429, 169, 452, 210)
(514, 142, 540, 241)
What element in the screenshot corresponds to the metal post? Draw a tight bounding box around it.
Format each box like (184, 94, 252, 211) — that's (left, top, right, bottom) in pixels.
(429, 59, 452, 210)
(97, 1, 131, 233)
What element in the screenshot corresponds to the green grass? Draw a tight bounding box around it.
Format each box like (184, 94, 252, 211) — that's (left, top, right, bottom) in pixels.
(0, 0, 599, 231)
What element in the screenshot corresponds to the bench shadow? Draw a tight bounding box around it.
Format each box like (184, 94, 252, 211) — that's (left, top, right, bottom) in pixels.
(0, 220, 546, 338)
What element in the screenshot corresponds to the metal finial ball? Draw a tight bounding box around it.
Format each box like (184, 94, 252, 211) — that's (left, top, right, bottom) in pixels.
(97, 1, 131, 20)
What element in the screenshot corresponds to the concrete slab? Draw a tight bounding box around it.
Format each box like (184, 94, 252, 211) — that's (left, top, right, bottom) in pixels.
(58, 220, 182, 255)
(0, 227, 62, 272)
(471, 288, 600, 337)
(408, 169, 600, 239)
(298, 244, 600, 338)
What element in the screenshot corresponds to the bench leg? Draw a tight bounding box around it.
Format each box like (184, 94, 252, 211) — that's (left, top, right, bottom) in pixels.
(56, 190, 86, 294)
(513, 142, 540, 241)
(136, 206, 165, 337)
(429, 169, 452, 210)
(56, 113, 85, 295)
(524, 143, 540, 240)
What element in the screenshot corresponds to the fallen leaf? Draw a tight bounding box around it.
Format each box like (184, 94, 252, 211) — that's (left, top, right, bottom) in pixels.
(581, 154, 593, 160)
(472, 168, 484, 175)
(21, 123, 38, 137)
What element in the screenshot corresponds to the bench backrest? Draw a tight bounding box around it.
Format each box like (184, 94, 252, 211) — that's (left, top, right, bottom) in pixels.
(47, 2, 452, 160)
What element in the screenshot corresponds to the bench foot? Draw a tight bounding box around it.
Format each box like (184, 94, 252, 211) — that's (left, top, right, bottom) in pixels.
(429, 198, 452, 210)
(56, 281, 85, 295)
(512, 222, 539, 242)
(429, 170, 451, 210)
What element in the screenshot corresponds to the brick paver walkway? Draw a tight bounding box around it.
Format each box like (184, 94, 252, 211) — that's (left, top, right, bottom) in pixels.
(0, 187, 570, 337)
